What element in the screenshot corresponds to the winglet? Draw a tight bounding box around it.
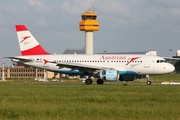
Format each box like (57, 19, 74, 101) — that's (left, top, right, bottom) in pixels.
(16, 24, 50, 56)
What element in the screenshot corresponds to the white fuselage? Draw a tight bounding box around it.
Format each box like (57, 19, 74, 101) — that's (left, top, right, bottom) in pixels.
(13, 54, 175, 75)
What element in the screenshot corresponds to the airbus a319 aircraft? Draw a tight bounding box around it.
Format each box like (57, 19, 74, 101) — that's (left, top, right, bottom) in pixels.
(7, 25, 175, 85)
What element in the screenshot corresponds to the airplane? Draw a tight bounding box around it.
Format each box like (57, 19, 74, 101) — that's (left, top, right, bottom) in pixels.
(7, 24, 175, 85)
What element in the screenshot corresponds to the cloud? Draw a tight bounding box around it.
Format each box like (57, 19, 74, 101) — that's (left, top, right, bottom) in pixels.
(0, 0, 180, 57)
(94, 0, 180, 32)
(26, 0, 52, 11)
(0, 5, 18, 26)
(60, 0, 91, 15)
(98, 1, 129, 15)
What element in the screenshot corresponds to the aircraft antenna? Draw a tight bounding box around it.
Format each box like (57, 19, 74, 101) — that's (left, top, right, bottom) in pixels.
(90, 1, 96, 13)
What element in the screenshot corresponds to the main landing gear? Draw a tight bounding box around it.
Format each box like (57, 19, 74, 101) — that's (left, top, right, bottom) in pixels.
(96, 79, 104, 84)
(146, 75, 151, 85)
(85, 79, 105, 85)
(85, 79, 93, 84)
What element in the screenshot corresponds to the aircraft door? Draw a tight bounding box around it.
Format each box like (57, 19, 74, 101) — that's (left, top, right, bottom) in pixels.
(144, 57, 150, 68)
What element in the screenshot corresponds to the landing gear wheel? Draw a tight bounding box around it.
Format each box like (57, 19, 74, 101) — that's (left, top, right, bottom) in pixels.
(85, 79, 93, 84)
(147, 81, 151, 85)
(146, 75, 151, 85)
(96, 79, 104, 84)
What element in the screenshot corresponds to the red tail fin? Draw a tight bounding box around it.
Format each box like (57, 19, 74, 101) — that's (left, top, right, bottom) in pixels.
(16, 25, 49, 56)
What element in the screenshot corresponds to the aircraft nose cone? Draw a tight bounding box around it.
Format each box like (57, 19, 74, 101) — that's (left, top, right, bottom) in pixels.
(171, 65, 175, 72)
(168, 64, 175, 73)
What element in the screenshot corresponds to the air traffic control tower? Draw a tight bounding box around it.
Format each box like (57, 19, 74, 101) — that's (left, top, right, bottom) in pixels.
(79, 9, 99, 54)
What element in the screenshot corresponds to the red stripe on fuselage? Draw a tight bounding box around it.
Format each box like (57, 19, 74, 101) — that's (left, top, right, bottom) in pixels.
(21, 45, 49, 56)
(16, 25, 28, 32)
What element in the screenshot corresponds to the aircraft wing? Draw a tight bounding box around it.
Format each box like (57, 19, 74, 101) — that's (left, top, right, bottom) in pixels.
(51, 62, 114, 71)
(6, 57, 33, 62)
(164, 57, 180, 60)
(164, 57, 180, 65)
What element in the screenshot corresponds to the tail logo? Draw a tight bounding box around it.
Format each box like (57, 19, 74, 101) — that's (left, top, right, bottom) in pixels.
(20, 36, 31, 43)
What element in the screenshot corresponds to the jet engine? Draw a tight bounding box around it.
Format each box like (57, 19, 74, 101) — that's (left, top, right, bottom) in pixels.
(99, 70, 119, 82)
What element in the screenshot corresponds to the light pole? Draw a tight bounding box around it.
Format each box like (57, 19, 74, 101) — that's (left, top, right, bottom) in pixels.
(2, 57, 5, 81)
(169, 49, 172, 63)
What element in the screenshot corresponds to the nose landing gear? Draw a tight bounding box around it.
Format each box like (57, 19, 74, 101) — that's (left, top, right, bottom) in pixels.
(146, 75, 151, 85)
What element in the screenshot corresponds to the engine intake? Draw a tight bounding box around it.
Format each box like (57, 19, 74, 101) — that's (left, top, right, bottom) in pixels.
(99, 70, 119, 82)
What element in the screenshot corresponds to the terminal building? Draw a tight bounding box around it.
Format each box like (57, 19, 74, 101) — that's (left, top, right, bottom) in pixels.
(0, 64, 62, 80)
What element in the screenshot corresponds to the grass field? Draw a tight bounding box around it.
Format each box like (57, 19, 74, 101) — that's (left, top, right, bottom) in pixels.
(0, 74, 180, 120)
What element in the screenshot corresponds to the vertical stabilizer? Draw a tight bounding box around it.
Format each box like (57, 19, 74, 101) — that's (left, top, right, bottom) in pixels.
(16, 25, 49, 56)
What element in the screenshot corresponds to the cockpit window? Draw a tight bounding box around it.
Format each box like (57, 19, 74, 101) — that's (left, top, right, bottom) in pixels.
(163, 60, 167, 63)
(157, 60, 167, 63)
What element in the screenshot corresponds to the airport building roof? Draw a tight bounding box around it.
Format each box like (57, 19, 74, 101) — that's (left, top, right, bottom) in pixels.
(63, 49, 85, 54)
(63, 49, 157, 55)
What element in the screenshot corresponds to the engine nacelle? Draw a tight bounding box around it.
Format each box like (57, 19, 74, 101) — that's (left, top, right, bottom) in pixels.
(99, 70, 119, 82)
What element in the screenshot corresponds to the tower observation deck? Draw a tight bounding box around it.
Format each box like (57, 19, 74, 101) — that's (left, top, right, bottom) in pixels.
(79, 9, 99, 54)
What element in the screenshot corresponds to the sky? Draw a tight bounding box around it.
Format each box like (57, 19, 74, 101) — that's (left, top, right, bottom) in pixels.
(1, 0, 180, 64)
